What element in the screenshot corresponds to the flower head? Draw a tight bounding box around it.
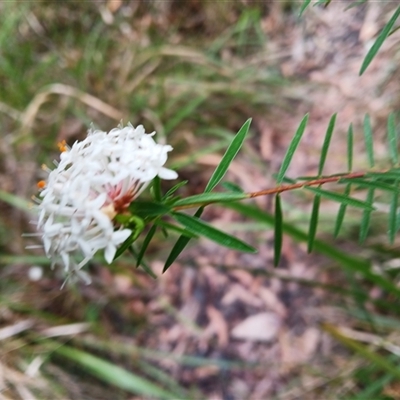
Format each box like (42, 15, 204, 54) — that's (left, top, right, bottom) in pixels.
(35, 123, 177, 281)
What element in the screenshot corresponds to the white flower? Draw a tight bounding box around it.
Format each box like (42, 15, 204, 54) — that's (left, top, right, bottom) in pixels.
(35, 123, 177, 281)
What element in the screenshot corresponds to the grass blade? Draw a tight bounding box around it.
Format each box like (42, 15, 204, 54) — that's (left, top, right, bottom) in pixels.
(204, 118, 252, 193)
(363, 114, 374, 167)
(277, 113, 309, 184)
(334, 183, 351, 237)
(388, 181, 399, 244)
(347, 123, 353, 172)
(359, 187, 375, 244)
(274, 194, 283, 266)
(359, 5, 400, 75)
(164, 95, 207, 134)
(318, 113, 336, 176)
(387, 112, 398, 165)
(324, 324, 400, 381)
(172, 212, 256, 253)
(299, 0, 311, 16)
(308, 194, 321, 253)
(305, 186, 375, 210)
(54, 345, 177, 398)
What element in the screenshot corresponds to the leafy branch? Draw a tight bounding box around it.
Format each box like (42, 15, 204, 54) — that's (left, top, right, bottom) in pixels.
(114, 111, 400, 276)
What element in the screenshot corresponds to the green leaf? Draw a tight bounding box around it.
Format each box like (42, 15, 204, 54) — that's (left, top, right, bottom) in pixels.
(274, 194, 283, 266)
(172, 212, 257, 253)
(299, 0, 311, 16)
(113, 216, 145, 260)
(163, 207, 204, 273)
(54, 345, 176, 398)
(128, 246, 157, 278)
(347, 123, 353, 172)
(129, 201, 171, 219)
(318, 113, 336, 176)
(173, 192, 247, 208)
(308, 194, 321, 253)
(334, 183, 351, 238)
(305, 186, 375, 210)
(388, 181, 399, 245)
(152, 176, 162, 201)
(163, 118, 252, 272)
(221, 181, 245, 193)
(136, 224, 157, 268)
(204, 118, 252, 193)
(154, 220, 199, 238)
(359, 187, 375, 244)
(340, 177, 400, 193)
(163, 180, 188, 198)
(363, 114, 374, 167)
(359, 5, 400, 75)
(367, 169, 400, 181)
(225, 202, 400, 298)
(388, 112, 398, 165)
(277, 113, 309, 185)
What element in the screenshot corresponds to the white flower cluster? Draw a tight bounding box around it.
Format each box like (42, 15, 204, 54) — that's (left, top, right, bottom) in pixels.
(35, 123, 177, 282)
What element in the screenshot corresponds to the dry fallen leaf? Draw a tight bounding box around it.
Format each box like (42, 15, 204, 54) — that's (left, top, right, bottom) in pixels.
(231, 312, 281, 342)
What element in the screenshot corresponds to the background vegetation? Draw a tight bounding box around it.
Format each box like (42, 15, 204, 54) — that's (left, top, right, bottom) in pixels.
(0, 1, 400, 398)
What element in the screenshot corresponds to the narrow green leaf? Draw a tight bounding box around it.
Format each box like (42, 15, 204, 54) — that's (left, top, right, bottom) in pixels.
(129, 201, 171, 219)
(172, 212, 257, 253)
(54, 345, 176, 398)
(334, 183, 351, 238)
(136, 225, 157, 267)
(318, 113, 336, 176)
(340, 177, 400, 193)
(221, 181, 245, 193)
(359, 5, 400, 75)
(152, 176, 162, 201)
(367, 169, 400, 180)
(226, 202, 400, 298)
(204, 118, 252, 193)
(164, 119, 252, 272)
(388, 112, 398, 165)
(173, 192, 247, 208)
(113, 217, 145, 260)
(128, 246, 157, 278)
(299, 0, 311, 16)
(359, 187, 375, 243)
(163, 207, 204, 273)
(163, 180, 188, 198)
(305, 186, 375, 210)
(347, 123, 353, 172)
(363, 114, 374, 167)
(277, 113, 309, 185)
(274, 194, 283, 266)
(154, 220, 199, 238)
(308, 194, 321, 253)
(388, 181, 399, 244)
